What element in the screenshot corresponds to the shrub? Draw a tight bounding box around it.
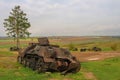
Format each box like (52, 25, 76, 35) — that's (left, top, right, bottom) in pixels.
(111, 44, 118, 51)
(68, 43, 78, 51)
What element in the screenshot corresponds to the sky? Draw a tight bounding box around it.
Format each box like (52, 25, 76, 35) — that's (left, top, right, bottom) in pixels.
(0, 0, 120, 36)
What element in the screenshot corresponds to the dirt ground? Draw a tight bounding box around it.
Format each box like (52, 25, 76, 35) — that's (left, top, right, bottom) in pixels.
(72, 52, 120, 62)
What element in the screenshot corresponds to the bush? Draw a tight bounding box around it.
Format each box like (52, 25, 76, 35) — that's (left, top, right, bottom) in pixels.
(68, 43, 78, 51)
(111, 44, 118, 51)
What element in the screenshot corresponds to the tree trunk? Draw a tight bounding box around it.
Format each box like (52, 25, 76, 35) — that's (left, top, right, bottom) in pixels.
(16, 25, 20, 49)
(16, 36, 20, 48)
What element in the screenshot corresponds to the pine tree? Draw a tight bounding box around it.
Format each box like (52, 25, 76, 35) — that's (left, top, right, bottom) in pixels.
(3, 5, 31, 48)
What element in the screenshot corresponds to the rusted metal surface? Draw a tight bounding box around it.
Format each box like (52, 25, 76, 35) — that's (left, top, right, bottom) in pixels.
(17, 37, 81, 75)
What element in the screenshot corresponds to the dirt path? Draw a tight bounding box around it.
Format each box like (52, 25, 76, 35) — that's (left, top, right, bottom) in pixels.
(83, 72, 97, 80)
(77, 67, 97, 80)
(80, 68, 97, 80)
(72, 52, 120, 62)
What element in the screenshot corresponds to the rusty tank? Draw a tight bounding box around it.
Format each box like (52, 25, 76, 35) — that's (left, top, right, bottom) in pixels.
(17, 37, 81, 74)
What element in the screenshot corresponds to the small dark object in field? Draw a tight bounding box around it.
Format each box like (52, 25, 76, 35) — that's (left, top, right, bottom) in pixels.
(71, 47, 78, 51)
(92, 47, 101, 51)
(69, 46, 78, 51)
(80, 47, 101, 52)
(17, 37, 81, 75)
(10, 46, 20, 51)
(80, 48, 87, 52)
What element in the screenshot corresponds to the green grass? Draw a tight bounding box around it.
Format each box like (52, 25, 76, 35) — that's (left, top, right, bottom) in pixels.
(0, 37, 120, 80)
(0, 65, 50, 80)
(0, 44, 15, 48)
(82, 57, 120, 80)
(0, 43, 28, 49)
(0, 50, 14, 56)
(0, 63, 85, 80)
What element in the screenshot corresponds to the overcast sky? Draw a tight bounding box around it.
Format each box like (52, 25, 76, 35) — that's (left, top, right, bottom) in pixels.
(0, 0, 120, 36)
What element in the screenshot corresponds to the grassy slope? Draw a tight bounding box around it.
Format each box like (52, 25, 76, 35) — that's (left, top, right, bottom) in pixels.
(82, 57, 120, 80)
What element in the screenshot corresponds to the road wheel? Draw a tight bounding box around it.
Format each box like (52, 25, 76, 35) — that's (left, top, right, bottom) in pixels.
(29, 58, 36, 70)
(36, 58, 46, 73)
(26, 60, 30, 68)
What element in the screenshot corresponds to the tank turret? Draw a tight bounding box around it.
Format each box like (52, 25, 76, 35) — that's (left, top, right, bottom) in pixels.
(38, 37, 49, 46)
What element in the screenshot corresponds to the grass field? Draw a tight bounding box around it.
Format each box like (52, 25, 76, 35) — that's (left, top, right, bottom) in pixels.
(82, 57, 120, 80)
(49, 36, 120, 52)
(1, 36, 120, 51)
(0, 36, 120, 80)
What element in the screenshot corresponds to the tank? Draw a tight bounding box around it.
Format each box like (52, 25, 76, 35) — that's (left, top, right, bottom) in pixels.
(10, 46, 20, 51)
(17, 37, 81, 75)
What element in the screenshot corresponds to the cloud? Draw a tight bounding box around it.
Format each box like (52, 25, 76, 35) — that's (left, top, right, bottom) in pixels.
(0, 0, 120, 36)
